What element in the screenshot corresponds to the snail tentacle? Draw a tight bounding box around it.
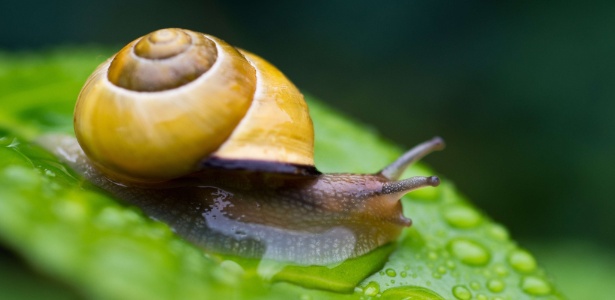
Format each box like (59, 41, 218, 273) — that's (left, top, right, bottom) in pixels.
(381, 176, 440, 195)
(379, 136, 445, 180)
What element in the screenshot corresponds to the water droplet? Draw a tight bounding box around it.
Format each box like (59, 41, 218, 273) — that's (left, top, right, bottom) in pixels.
(487, 278, 505, 293)
(508, 249, 537, 273)
(363, 281, 380, 297)
(299, 294, 312, 300)
(493, 264, 509, 277)
(446, 260, 456, 270)
(432, 271, 442, 279)
(487, 223, 509, 241)
(521, 276, 552, 296)
(452, 285, 472, 300)
(380, 286, 445, 300)
(437, 266, 447, 274)
(448, 239, 491, 266)
(220, 260, 244, 275)
(428, 250, 439, 261)
(385, 268, 397, 277)
(400, 271, 407, 278)
(470, 281, 481, 291)
(442, 204, 482, 228)
(476, 294, 488, 300)
(213, 260, 243, 285)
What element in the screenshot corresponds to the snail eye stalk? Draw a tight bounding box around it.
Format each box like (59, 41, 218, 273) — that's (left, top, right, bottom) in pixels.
(379, 136, 445, 180)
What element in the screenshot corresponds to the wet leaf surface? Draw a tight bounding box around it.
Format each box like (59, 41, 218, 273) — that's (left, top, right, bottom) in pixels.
(0, 48, 564, 299)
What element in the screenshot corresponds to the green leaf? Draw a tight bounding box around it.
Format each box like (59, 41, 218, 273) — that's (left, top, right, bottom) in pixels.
(0, 48, 564, 299)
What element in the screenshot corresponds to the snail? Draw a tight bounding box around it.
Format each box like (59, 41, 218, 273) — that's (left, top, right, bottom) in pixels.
(40, 28, 444, 266)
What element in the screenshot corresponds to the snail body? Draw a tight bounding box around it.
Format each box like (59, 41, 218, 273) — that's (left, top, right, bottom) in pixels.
(42, 28, 444, 265)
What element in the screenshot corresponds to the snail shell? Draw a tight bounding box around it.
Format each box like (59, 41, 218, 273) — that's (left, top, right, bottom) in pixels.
(74, 28, 314, 183)
(42, 28, 445, 265)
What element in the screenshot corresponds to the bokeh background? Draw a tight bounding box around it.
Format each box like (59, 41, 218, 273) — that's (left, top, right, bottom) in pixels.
(2, 0, 614, 297)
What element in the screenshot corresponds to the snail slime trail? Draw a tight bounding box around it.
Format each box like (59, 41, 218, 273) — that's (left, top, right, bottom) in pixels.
(40, 28, 445, 266)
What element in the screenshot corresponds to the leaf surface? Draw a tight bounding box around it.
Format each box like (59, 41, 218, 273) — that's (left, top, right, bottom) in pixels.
(0, 48, 563, 299)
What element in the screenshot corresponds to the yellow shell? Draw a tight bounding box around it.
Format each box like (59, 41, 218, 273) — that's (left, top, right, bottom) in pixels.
(74, 28, 314, 183)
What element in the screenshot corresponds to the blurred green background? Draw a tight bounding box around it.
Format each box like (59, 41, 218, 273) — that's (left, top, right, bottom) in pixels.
(1, 0, 614, 297)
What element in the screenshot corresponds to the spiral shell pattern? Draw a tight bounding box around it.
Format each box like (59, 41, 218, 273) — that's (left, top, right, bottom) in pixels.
(74, 28, 314, 183)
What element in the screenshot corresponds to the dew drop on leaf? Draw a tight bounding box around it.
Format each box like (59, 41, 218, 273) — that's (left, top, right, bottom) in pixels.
(380, 286, 444, 300)
(446, 259, 456, 270)
(385, 268, 396, 277)
(507, 249, 537, 273)
(487, 223, 509, 241)
(427, 250, 439, 261)
(448, 239, 491, 266)
(452, 285, 472, 300)
(437, 266, 447, 274)
(442, 204, 482, 228)
(487, 278, 505, 293)
(363, 281, 380, 297)
(493, 263, 509, 277)
(521, 275, 552, 296)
